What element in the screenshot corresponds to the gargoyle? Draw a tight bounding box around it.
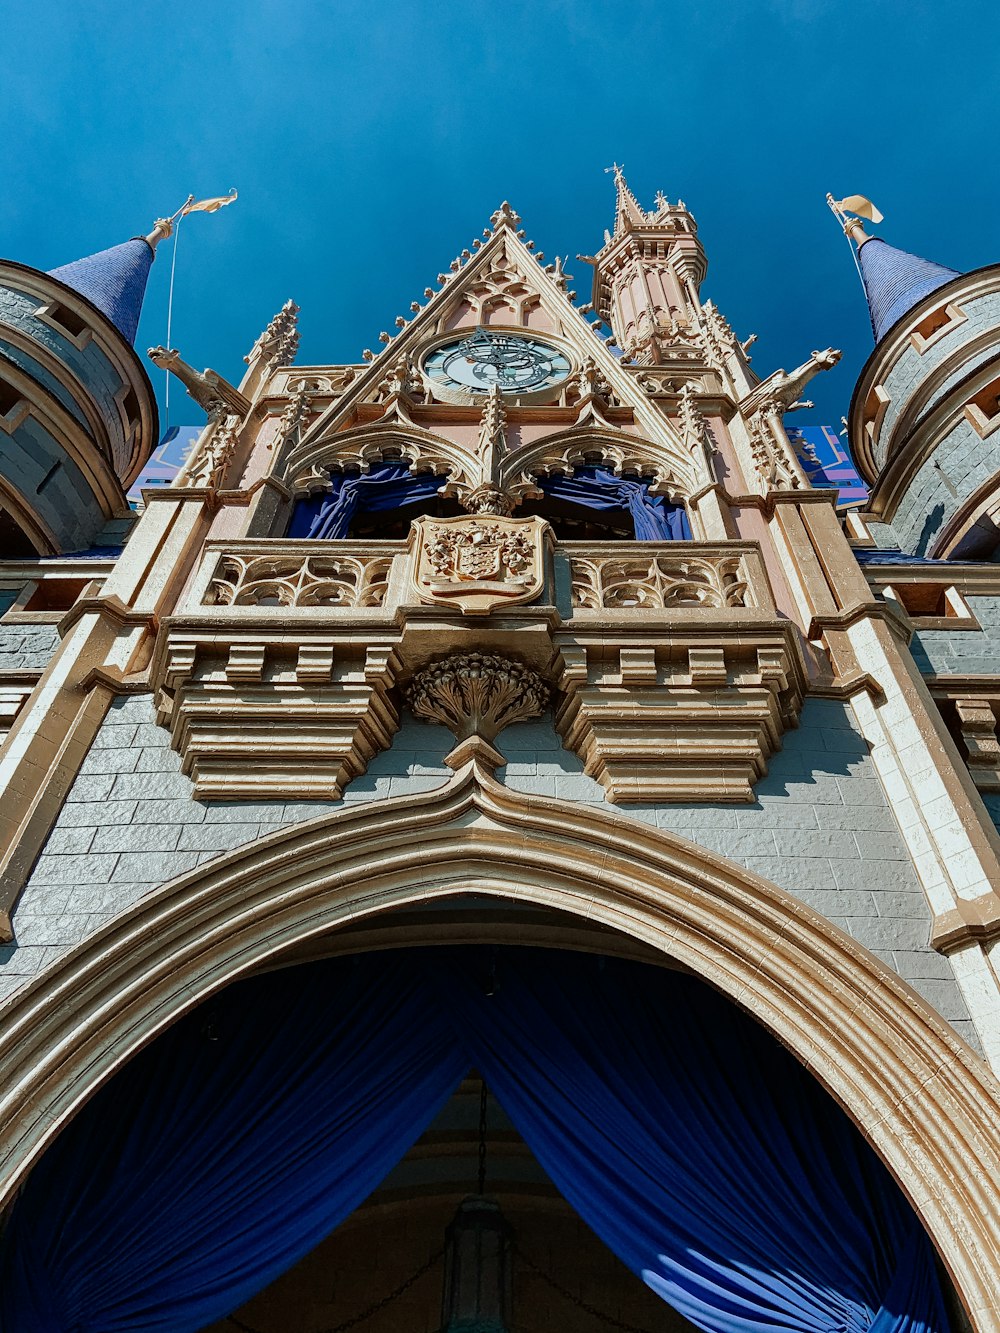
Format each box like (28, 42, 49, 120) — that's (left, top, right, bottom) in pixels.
(762, 348, 841, 414)
(147, 347, 250, 420)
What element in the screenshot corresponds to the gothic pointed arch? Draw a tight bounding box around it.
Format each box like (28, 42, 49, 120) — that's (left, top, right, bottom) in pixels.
(503, 420, 691, 502)
(284, 418, 471, 498)
(0, 754, 998, 1326)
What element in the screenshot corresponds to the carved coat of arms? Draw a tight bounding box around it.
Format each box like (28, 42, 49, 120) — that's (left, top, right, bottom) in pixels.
(411, 515, 549, 615)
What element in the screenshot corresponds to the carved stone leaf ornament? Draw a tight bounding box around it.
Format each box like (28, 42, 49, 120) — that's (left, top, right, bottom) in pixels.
(411, 514, 550, 616)
(406, 653, 549, 742)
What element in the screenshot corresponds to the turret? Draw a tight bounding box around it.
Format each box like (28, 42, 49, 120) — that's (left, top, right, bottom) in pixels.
(836, 201, 1000, 559)
(581, 167, 707, 365)
(0, 221, 165, 554)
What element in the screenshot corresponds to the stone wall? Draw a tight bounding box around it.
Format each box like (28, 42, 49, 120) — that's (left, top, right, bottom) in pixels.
(0, 621, 60, 672)
(0, 282, 136, 462)
(893, 416, 1000, 555)
(878, 289, 1000, 462)
(910, 594, 1000, 675)
(0, 694, 979, 1052)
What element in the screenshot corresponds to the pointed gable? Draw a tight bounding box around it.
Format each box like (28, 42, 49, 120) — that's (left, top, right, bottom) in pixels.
(286, 199, 699, 504)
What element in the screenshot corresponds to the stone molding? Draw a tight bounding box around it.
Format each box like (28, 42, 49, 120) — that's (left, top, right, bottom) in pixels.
(553, 621, 804, 803)
(0, 762, 998, 1325)
(151, 536, 806, 803)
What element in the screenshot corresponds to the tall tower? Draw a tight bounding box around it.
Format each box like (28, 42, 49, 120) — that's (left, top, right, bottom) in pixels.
(0, 179, 1000, 1333)
(843, 210, 1000, 558)
(583, 165, 707, 364)
(0, 222, 165, 554)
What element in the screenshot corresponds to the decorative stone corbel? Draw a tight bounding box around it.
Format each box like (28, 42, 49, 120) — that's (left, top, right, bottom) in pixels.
(955, 697, 1000, 791)
(406, 652, 549, 743)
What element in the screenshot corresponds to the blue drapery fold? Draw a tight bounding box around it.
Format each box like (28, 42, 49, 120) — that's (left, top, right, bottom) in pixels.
(288, 460, 446, 539)
(445, 951, 948, 1333)
(0, 949, 949, 1333)
(287, 462, 691, 540)
(0, 960, 466, 1333)
(538, 465, 692, 539)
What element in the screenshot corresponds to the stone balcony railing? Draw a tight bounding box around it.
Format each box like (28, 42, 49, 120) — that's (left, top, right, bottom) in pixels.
(153, 534, 805, 804)
(201, 543, 400, 610)
(560, 542, 768, 613)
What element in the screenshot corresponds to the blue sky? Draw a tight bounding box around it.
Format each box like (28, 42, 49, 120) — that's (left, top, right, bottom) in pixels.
(4, 0, 998, 430)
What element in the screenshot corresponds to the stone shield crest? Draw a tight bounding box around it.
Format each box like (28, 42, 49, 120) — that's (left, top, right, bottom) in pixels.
(411, 514, 549, 616)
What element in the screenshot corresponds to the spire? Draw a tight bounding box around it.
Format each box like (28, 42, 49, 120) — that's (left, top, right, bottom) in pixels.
(855, 234, 960, 342)
(608, 164, 646, 238)
(47, 219, 171, 345)
(828, 198, 960, 343)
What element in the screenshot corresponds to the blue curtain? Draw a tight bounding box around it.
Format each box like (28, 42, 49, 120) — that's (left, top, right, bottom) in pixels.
(446, 951, 949, 1333)
(288, 461, 447, 539)
(0, 949, 950, 1333)
(0, 960, 466, 1333)
(538, 466, 692, 539)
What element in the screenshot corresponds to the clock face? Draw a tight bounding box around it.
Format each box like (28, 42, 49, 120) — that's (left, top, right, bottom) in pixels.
(423, 330, 572, 396)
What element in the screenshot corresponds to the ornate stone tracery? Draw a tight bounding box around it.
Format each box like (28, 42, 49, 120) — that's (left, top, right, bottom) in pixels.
(207, 550, 392, 608)
(569, 551, 750, 610)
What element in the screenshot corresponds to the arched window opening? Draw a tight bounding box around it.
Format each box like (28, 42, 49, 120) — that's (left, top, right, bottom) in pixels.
(520, 464, 691, 541)
(288, 459, 457, 540)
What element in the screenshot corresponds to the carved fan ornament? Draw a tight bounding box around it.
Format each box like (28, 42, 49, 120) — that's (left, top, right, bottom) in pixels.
(406, 653, 549, 742)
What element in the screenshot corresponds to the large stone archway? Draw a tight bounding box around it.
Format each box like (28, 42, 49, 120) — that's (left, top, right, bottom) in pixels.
(1, 743, 999, 1327)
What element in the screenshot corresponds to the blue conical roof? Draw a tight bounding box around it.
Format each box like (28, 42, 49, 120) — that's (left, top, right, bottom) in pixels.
(48, 237, 154, 345)
(857, 237, 959, 343)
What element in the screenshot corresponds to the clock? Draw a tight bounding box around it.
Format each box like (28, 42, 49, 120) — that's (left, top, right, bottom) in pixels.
(422, 329, 572, 399)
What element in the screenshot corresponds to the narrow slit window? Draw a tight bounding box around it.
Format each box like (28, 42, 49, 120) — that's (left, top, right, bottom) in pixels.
(965, 378, 1000, 438)
(910, 303, 966, 353)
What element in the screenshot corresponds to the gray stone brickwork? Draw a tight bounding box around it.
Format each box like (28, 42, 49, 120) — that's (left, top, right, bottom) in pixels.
(910, 594, 1000, 675)
(864, 519, 904, 550)
(0, 416, 103, 552)
(878, 289, 1000, 461)
(0, 694, 450, 1004)
(893, 416, 1000, 555)
(0, 283, 136, 465)
(0, 335, 87, 426)
(0, 622, 60, 671)
(0, 695, 979, 1053)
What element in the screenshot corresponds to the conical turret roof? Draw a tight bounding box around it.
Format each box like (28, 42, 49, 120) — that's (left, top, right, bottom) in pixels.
(857, 236, 959, 342)
(48, 237, 154, 345)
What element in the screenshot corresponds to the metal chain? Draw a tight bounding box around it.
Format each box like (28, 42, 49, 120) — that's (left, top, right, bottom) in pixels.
(225, 1245, 443, 1333)
(514, 1243, 662, 1333)
(477, 1077, 489, 1195)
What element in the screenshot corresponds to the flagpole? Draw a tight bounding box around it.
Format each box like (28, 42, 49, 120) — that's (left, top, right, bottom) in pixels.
(826, 194, 867, 290)
(158, 191, 236, 427)
(163, 215, 182, 425)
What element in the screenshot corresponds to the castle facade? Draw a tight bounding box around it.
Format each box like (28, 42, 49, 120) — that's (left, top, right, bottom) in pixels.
(1, 176, 999, 1332)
